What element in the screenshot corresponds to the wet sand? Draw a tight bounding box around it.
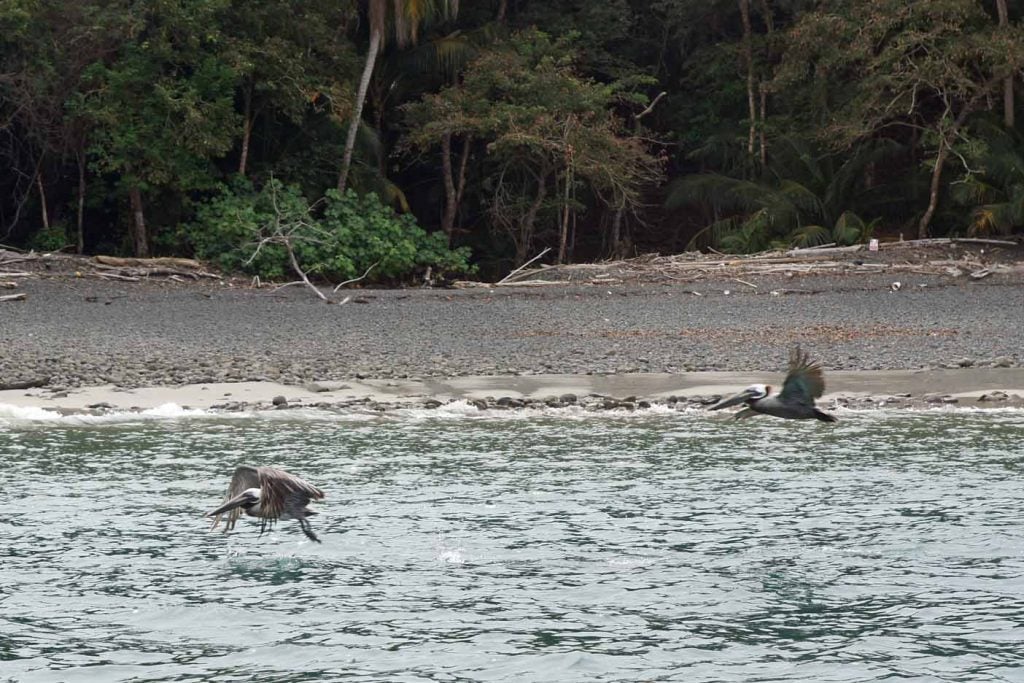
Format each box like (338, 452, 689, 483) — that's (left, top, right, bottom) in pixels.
(2, 368, 1022, 414)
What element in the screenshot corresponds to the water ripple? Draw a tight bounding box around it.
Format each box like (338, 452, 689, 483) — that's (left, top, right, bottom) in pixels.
(0, 411, 1022, 681)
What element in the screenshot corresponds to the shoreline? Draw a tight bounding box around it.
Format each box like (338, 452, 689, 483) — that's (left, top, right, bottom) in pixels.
(2, 261, 1023, 410)
(2, 368, 1023, 416)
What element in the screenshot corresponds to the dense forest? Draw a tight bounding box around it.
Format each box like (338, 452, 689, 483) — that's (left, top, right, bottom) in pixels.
(3, 0, 1024, 282)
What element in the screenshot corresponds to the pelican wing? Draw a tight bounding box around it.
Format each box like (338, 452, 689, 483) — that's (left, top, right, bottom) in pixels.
(257, 466, 325, 521)
(778, 346, 826, 407)
(209, 465, 261, 532)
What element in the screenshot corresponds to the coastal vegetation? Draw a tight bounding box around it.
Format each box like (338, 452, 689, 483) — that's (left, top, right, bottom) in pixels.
(2, 0, 1023, 282)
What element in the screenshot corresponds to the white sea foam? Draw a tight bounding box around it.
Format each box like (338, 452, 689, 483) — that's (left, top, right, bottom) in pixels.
(0, 401, 212, 425)
(1, 398, 1020, 428)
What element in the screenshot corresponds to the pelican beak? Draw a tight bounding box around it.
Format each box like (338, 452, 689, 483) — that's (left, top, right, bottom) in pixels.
(708, 388, 759, 411)
(206, 492, 253, 517)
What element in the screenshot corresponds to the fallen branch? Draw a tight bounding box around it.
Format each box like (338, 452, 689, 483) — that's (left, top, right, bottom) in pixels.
(952, 237, 1020, 247)
(0, 293, 26, 302)
(0, 281, 17, 289)
(91, 262, 221, 279)
(0, 255, 38, 267)
(784, 244, 863, 257)
(497, 247, 552, 284)
(333, 261, 379, 293)
(94, 255, 205, 269)
(96, 272, 141, 282)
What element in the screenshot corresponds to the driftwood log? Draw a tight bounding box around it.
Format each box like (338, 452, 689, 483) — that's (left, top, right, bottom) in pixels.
(93, 255, 205, 269)
(91, 256, 221, 280)
(0, 292, 26, 302)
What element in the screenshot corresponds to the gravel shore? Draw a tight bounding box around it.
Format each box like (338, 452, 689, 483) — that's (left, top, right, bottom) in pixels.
(1, 270, 1021, 392)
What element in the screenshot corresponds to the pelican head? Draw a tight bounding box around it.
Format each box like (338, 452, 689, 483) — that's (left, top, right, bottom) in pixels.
(207, 487, 261, 517)
(709, 383, 770, 410)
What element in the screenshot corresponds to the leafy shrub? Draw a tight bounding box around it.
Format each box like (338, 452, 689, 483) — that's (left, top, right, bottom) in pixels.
(29, 222, 70, 252)
(188, 179, 473, 282)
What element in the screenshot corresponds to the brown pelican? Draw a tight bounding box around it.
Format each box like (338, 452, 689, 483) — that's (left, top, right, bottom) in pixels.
(207, 466, 325, 542)
(709, 346, 838, 422)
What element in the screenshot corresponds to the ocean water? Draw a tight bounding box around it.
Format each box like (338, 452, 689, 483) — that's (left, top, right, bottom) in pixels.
(1, 404, 1023, 682)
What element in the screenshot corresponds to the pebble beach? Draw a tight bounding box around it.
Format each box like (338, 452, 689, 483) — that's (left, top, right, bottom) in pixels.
(2, 263, 1023, 413)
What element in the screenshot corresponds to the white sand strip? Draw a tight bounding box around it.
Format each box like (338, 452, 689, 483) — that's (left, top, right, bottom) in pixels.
(0, 368, 1022, 413)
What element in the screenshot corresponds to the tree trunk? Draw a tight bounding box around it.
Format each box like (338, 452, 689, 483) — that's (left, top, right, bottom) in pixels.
(917, 81, 1003, 237)
(758, 82, 768, 168)
(518, 174, 547, 264)
(496, 0, 507, 23)
(338, 28, 382, 194)
(756, 0, 774, 33)
(455, 135, 470, 208)
(558, 168, 572, 264)
(610, 207, 624, 259)
(996, 0, 1014, 128)
(739, 0, 757, 159)
(440, 132, 457, 241)
(128, 186, 149, 257)
(239, 85, 253, 177)
(36, 171, 50, 231)
(76, 151, 86, 254)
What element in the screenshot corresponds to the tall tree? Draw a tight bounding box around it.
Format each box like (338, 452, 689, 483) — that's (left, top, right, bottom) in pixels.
(0, 0, 132, 250)
(337, 0, 459, 193)
(996, 0, 1014, 129)
(81, 0, 237, 256)
(403, 30, 663, 264)
(779, 0, 1024, 237)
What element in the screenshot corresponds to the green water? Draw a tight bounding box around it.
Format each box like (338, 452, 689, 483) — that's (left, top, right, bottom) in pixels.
(1, 407, 1023, 682)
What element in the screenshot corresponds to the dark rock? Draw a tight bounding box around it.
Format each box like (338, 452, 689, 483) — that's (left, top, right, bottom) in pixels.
(559, 393, 578, 404)
(978, 391, 1009, 402)
(271, 395, 287, 406)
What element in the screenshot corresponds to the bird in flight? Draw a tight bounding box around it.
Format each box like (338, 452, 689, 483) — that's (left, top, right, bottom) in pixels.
(207, 465, 325, 542)
(709, 346, 837, 422)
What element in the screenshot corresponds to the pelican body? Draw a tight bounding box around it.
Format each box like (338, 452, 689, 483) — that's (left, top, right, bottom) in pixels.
(709, 347, 837, 422)
(207, 465, 325, 542)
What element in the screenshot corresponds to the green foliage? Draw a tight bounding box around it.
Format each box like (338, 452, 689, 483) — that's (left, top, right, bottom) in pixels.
(28, 222, 70, 252)
(188, 178, 302, 279)
(79, 1, 239, 194)
(670, 137, 899, 253)
(4, 0, 1024, 269)
(402, 28, 663, 262)
(950, 118, 1024, 236)
(318, 189, 472, 280)
(189, 179, 473, 282)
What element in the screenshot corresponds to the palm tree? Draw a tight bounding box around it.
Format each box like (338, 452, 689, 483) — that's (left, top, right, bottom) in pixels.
(667, 136, 903, 252)
(951, 118, 1024, 237)
(337, 0, 459, 193)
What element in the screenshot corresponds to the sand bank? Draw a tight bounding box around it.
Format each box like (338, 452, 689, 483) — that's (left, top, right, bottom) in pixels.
(2, 368, 1022, 414)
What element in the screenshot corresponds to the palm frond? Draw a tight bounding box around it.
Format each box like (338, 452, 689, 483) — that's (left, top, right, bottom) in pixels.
(403, 30, 478, 81)
(831, 211, 865, 245)
(789, 224, 831, 248)
(686, 215, 741, 251)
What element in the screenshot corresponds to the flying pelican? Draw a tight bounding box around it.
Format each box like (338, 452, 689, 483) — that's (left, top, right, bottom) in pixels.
(207, 465, 325, 542)
(709, 346, 838, 422)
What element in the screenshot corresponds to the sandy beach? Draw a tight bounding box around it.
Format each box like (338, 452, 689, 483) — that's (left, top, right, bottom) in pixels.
(1, 368, 1024, 415)
(2, 250, 1023, 414)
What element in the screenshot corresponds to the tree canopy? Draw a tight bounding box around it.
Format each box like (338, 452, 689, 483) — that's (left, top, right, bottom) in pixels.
(2, 0, 1023, 279)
